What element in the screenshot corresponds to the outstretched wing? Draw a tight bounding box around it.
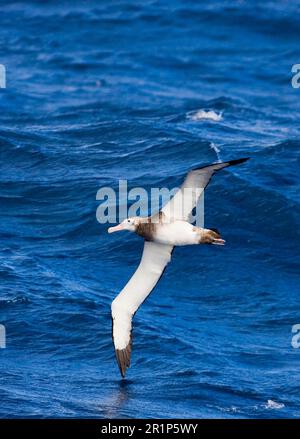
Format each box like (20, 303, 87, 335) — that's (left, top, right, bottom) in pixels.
(161, 157, 249, 223)
(111, 241, 173, 377)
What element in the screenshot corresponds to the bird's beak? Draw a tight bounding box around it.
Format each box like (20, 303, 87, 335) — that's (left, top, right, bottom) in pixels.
(108, 224, 124, 233)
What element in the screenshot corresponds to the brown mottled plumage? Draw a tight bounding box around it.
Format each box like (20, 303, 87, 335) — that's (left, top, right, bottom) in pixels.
(135, 212, 166, 241)
(136, 220, 156, 241)
(195, 227, 222, 244)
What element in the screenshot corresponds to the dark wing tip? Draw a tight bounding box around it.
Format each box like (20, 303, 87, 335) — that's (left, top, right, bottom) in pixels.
(227, 157, 250, 166)
(209, 228, 221, 237)
(191, 157, 250, 172)
(115, 336, 132, 378)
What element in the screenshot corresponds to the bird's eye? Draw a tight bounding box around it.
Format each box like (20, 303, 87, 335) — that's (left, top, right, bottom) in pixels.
(127, 219, 130, 223)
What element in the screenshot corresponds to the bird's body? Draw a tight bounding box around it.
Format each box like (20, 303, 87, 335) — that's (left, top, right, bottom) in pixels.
(153, 220, 200, 245)
(107, 157, 249, 377)
(137, 217, 221, 246)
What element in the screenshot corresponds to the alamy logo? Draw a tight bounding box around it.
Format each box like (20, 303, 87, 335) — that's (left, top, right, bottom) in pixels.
(96, 180, 205, 227)
(0, 325, 6, 348)
(291, 324, 300, 349)
(291, 64, 300, 89)
(0, 64, 6, 88)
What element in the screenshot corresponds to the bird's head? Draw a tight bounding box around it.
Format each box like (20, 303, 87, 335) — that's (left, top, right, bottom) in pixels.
(108, 217, 140, 234)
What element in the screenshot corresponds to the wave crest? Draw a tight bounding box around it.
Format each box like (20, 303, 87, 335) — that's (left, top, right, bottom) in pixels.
(187, 109, 223, 122)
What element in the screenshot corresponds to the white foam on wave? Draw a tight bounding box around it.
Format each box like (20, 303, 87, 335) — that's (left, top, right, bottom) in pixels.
(210, 142, 221, 162)
(187, 109, 223, 122)
(265, 400, 285, 410)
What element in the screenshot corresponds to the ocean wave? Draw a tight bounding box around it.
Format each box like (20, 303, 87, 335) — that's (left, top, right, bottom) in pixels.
(265, 400, 285, 410)
(187, 109, 223, 122)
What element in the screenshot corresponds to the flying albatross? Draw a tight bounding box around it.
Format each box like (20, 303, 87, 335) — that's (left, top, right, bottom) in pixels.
(108, 157, 249, 377)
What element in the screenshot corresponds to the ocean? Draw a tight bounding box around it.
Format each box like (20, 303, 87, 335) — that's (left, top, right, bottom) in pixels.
(0, 0, 300, 418)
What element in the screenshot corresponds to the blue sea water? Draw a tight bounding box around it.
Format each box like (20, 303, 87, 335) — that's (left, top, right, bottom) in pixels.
(0, 0, 300, 419)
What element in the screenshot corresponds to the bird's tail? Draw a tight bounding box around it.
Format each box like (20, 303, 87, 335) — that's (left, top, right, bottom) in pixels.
(200, 228, 225, 245)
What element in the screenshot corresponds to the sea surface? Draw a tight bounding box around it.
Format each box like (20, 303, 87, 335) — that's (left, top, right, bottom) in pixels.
(0, 0, 300, 418)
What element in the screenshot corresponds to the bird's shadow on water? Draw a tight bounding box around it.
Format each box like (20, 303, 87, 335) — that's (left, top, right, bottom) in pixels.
(102, 379, 135, 418)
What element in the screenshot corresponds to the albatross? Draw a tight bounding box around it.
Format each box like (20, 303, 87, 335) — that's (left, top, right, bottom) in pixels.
(108, 157, 249, 377)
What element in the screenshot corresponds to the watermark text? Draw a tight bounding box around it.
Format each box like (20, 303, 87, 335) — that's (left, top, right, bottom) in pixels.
(291, 64, 300, 89)
(0, 64, 6, 89)
(0, 325, 6, 349)
(96, 180, 205, 226)
(291, 324, 300, 349)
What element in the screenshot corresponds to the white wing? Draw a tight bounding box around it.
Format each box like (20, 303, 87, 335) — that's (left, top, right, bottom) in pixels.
(161, 158, 249, 223)
(111, 241, 173, 377)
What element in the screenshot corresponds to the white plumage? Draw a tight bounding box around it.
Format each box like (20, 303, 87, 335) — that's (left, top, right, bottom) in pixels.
(112, 242, 173, 351)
